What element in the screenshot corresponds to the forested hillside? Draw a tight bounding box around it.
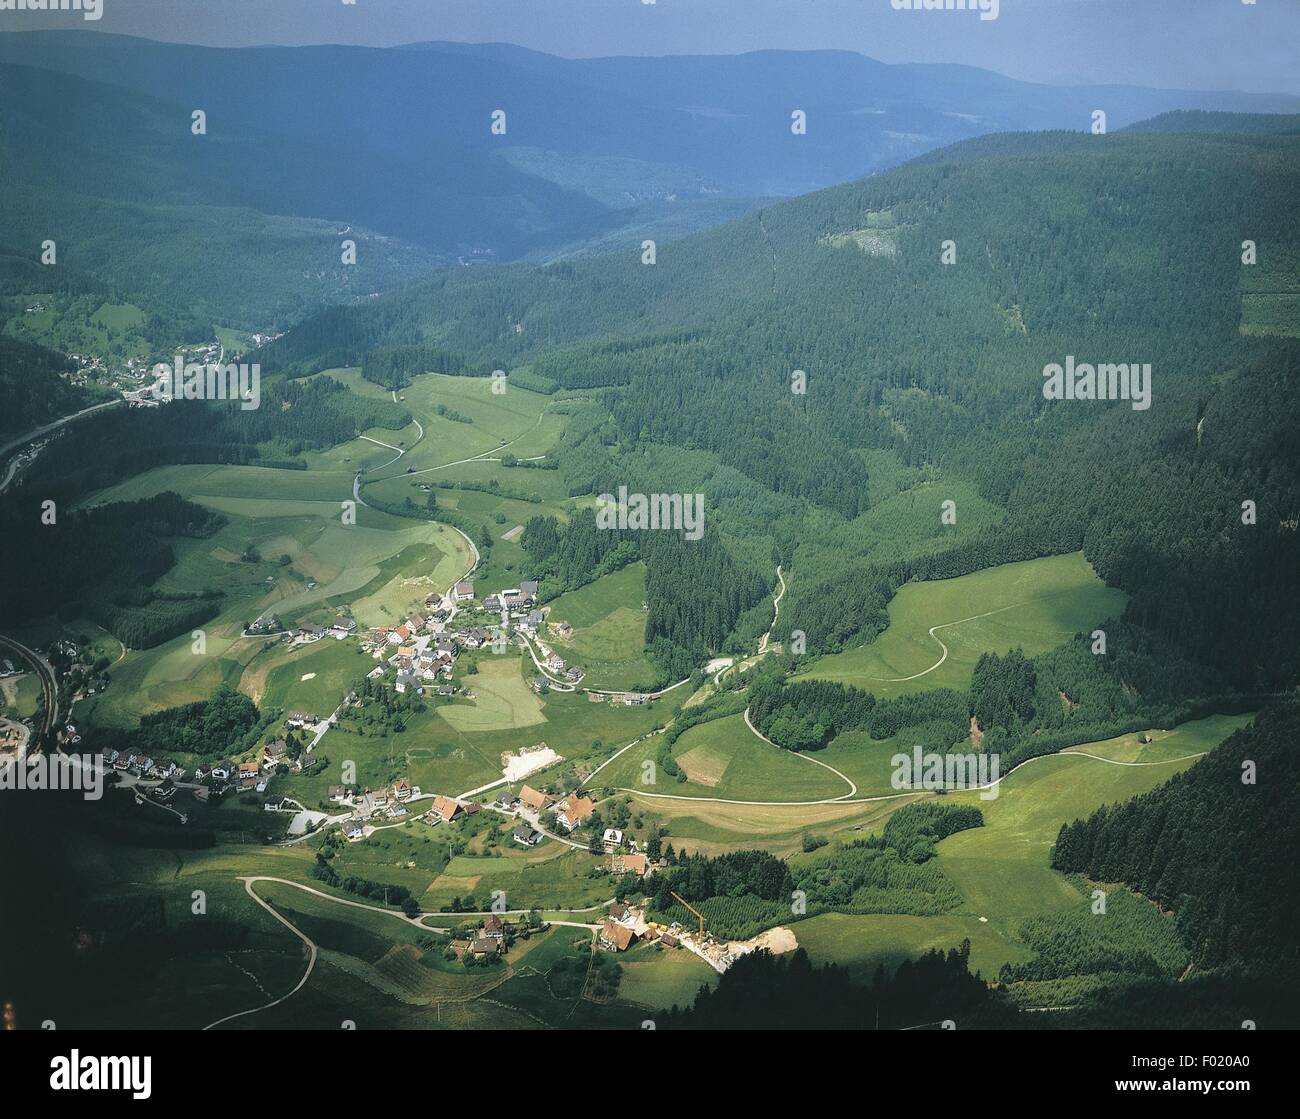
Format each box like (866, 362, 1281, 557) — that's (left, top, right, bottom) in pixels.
(267, 127, 1300, 690)
(1053, 702, 1300, 971)
(0, 336, 90, 439)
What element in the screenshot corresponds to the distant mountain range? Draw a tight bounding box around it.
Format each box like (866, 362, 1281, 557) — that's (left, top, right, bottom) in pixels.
(2, 31, 1299, 329)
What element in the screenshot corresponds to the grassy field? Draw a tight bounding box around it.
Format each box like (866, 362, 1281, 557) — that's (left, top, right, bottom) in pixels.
(617, 939, 718, 1010)
(795, 911, 1033, 981)
(599, 712, 852, 803)
(253, 638, 370, 716)
(800, 552, 1127, 699)
(438, 655, 547, 732)
(544, 563, 657, 690)
(789, 713, 1253, 978)
(424, 844, 610, 910)
(342, 370, 586, 598)
(626, 786, 920, 857)
(72, 461, 472, 731)
(1, 672, 45, 718)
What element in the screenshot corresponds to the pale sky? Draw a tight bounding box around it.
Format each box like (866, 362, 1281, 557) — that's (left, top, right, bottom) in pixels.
(1, 0, 1297, 95)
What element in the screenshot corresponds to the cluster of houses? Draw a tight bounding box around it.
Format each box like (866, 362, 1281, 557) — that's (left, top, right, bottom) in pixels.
(598, 902, 681, 953)
(295, 615, 358, 643)
(104, 750, 184, 782)
(44, 637, 111, 701)
(331, 776, 421, 838)
(331, 784, 498, 842)
(495, 784, 596, 833)
(481, 579, 539, 615)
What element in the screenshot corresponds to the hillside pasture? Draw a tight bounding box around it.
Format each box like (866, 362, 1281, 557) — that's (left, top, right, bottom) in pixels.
(800, 552, 1126, 699)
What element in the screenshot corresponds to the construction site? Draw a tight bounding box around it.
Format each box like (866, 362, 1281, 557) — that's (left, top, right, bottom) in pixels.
(600, 892, 799, 975)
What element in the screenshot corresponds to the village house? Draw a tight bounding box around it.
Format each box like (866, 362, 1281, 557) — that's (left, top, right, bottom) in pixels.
(470, 937, 500, 957)
(285, 711, 319, 729)
(512, 824, 543, 846)
(345, 817, 366, 840)
(395, 672, 418, 693)
(329, 785, 349, 803)
(602, 828, 624, 853)
(297, 622, 327, 641)
(520, 579, 539, 600)
(496, 790, 520, 810)
(331, 616, 357, 637)
(263, 739, 289, 767)
(482, 914, 505, 940)
(454, 582, 475, 602)
(393, 777, 411, 801)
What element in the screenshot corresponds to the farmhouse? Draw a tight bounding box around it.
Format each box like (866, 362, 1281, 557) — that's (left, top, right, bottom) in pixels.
(555, 794, 595, 832)
(519, 785, 552, 812)
(611, 852, 649, 877)
(331, 616, 357, 636)
(298, 623, 327, 641)
(470, 938, 500, 957)
(600, 920, 636, 952)
(285, 712, 319, 729)
(482, 914, 505, 940)
(454, 582, 475, 602)
(496, 790, 520, 810)
(430, 795, 464, 822)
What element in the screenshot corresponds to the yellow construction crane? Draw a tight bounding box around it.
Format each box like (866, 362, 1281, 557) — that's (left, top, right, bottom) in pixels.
(670, 891, 706, 939)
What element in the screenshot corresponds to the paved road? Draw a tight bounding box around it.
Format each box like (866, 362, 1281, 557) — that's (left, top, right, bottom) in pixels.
(0, 399, 122, 493)
(0, 633, 58, 745)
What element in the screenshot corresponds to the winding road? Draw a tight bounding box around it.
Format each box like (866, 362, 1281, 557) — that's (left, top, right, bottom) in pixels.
(865, 600, 1028, 683)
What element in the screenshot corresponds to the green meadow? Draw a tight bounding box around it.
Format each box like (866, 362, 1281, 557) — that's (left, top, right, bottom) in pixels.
(73, 460, 472, 731)
(800, 552, 1127, 699)
(424, 844, 610, 910)
(544, 562, 657, 690)
(600, 712, 851, 803)
(794, 713, 1253, 978)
